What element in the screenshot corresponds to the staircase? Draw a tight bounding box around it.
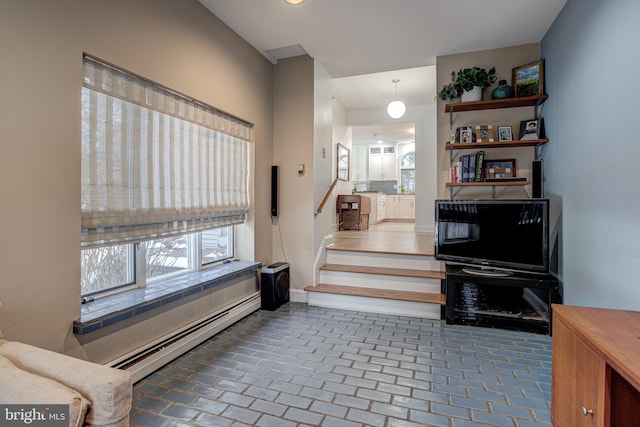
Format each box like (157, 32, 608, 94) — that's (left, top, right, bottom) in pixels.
(305, 244, 446, 319)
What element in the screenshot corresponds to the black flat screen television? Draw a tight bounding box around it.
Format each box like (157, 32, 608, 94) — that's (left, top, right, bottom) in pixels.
(435, 199, 549, 275)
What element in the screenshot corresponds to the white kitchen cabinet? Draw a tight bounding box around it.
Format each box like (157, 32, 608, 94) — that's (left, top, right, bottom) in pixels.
(399, 195, 415, 219)
(351, 145, 368, 182)
(368, 145, 396, 181)
(385, 195, 400, 219)
(376, 194, 386, 222)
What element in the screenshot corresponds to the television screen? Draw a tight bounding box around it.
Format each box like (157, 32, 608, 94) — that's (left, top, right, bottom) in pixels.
(435, 199, 549, 275)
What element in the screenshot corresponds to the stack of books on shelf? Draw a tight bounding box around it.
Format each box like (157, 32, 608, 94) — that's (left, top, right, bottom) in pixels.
(450, 151, 484, 183)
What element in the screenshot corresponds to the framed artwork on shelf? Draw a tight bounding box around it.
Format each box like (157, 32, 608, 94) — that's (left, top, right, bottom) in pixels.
(519, 118, 545, 140)
(457, 126, 475, 143)
(512, 60, 545, 97)
(475, 124, 494, 142)
(497, 126, 512, 141)
(485, 159, 516, 179)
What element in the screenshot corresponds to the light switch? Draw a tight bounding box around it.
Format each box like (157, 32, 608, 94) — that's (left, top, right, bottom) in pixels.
(298, 164, 305, 177)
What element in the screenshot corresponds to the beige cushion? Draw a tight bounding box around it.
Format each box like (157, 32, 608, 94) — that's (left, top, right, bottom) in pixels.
(0, 355, 89, 427)
(0, 342, 132, 427)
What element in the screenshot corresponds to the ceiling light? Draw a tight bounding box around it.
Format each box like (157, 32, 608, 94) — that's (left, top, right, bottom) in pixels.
(387, 79, 406, 119)
(284, 0, 305, 4)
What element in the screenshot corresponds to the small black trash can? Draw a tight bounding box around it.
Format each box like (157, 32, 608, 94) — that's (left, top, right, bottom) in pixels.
(260, 262, 290, 311)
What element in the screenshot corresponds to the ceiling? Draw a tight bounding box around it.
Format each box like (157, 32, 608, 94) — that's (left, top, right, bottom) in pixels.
(199, 0, 567, 143)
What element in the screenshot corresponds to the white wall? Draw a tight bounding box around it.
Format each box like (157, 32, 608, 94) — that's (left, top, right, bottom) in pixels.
(0, 0, 273, 358)
(541, 0, 640, 309)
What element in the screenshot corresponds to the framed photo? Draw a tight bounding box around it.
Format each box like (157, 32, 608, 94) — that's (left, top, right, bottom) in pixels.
(475, 124, 494, 142)
(457, 126, 475, 143)
(519, 118, 545, 140)
(512, 60, 545, 97)
(485, 159, 516, 179)
(497, 126, 512, 141)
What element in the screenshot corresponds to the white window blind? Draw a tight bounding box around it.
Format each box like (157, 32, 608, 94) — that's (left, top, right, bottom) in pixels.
(81, 55, 252, 247)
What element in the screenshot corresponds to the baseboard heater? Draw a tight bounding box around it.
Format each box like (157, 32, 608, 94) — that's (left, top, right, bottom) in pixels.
(109, 293, 261, 383)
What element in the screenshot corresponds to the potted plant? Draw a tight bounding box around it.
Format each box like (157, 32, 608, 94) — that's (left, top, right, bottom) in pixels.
(438, 82, 461, 102)
(439, 67, 497, 102)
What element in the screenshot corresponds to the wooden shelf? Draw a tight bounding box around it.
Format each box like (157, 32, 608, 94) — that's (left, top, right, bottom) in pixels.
(445, 139, 548, 150)
(446, 181, 530, 187)
(444, 95, 548, 113)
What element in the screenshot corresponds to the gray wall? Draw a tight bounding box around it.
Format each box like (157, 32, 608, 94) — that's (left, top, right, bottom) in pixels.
(542, 0, 640, 309)
(0, 0, 274, 358)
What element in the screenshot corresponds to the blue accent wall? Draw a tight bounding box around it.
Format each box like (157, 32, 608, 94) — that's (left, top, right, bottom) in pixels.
(542, 0, 640, 309)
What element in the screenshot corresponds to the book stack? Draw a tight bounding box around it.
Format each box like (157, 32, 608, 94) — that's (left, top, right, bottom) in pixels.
(450, 151, 484, 183)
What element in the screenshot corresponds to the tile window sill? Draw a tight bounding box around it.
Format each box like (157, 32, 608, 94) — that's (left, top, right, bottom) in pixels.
(73, 260, 261, 335)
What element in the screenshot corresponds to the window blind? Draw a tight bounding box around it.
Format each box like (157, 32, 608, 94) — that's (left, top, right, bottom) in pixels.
(81, 56, 252, 247)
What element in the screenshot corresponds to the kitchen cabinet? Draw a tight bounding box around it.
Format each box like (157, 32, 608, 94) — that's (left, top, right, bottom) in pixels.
(376, 194, 386, 222)
(399, 195, 415, 219)
(384, 194, 414, 220)
(351, 145, 368, 182)
(368, 145, 396, 181)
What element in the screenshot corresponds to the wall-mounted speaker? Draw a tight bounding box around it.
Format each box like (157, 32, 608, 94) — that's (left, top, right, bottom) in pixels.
(271, 165, 278, 217)
(260, 262, 290, 311)
(532, 160, 543, 198)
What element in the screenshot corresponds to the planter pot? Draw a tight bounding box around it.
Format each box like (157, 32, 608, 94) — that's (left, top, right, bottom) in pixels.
(461, 86, 482, 102)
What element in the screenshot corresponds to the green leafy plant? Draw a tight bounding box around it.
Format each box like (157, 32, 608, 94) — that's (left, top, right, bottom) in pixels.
(438, 66, 497, 101)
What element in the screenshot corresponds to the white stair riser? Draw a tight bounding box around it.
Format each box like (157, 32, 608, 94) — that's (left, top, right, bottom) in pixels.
(307, 292, 441, 319)
(319, 270, 441, 293)
(327, 250, 442, 270)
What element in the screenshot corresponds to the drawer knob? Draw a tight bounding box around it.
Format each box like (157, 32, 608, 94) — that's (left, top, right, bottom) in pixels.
(582, 406, 593, 416)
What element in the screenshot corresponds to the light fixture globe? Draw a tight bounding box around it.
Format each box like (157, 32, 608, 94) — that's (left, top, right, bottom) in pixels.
(387, 100, 406, 119)
(387, 79, 406, 119)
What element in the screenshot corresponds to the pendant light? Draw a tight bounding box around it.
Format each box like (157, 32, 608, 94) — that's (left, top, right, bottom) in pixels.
(387, 79, 406, 119)
(284, 0, 305, 4)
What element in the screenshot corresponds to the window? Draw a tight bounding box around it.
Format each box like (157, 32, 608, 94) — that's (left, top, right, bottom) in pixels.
(81, 227, 234, 296)
(80, 55, 250, 298)
(400, 151, 415, 193)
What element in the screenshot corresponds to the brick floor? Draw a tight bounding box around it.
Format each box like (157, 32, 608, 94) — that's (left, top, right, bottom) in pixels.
(130, 302, 552, 426)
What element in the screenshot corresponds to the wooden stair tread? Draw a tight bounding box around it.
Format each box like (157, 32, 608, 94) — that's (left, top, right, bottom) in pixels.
(305, 283, 446, 305)
(328, 246, 435, 257)
(320, 263, 445, 280)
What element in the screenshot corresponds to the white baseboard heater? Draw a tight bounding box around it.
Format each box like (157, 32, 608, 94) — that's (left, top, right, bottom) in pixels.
(109, 293, 261, 383)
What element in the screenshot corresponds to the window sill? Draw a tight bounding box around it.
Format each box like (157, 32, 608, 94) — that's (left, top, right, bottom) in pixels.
(73, 260, 261, 335)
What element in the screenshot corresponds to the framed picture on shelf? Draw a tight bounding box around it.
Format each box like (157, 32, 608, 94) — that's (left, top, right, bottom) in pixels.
(485, 159, 516, 179)
(519, 118, 545, 140)
(457, 126, 475, 143)
(475, 124, 494, 142)
(512, 60, 545, 97)
(497, 126, 512, 141)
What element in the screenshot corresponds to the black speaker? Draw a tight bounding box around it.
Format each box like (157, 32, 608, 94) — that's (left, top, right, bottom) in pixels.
(271, 165, 278, 217)
(260, 262, 289, 311)
(532, 160, 543, 198)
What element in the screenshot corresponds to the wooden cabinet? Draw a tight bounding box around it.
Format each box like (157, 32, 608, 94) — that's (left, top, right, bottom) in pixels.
(552, 316, 605, 427)
(444, 95, 548, 199)
(552, 305, 640, 427)
(336, 195, 371, 230)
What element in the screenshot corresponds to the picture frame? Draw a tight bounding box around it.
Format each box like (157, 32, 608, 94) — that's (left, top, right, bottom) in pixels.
(519, 118, 545, 140)
(497, 126, 512, 141)
(337, 143, 350, 181)
(512, 60, 545, 97)
(457, 126, 475, 143)
(485, 159, 516, 180)
(475, 124, 494, 142)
